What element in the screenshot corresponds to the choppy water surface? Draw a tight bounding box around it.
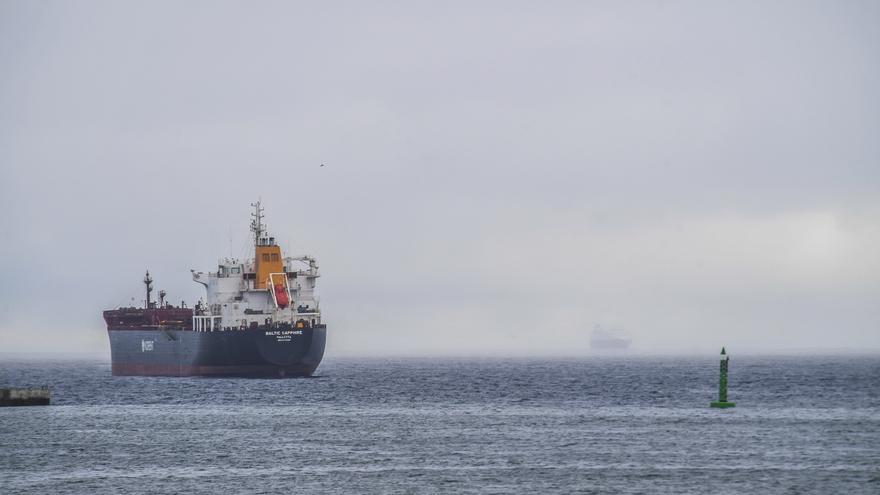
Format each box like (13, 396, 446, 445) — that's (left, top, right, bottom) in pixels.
(1, 356, 878, 494)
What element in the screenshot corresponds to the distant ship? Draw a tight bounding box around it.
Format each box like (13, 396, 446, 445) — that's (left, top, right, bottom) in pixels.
(590, 325, 631, 350)
(103, 201, 326, 377)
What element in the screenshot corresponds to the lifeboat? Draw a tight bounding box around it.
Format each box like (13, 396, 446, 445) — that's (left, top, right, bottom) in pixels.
(274, 283, 289, 308)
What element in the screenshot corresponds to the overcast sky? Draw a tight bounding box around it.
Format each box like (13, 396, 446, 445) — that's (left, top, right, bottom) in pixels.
(1, 1, 878, 356)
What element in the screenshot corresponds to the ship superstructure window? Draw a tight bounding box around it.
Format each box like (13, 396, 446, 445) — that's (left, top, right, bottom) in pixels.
(271, 253, 279, 262)
(262, 254, 270, 261)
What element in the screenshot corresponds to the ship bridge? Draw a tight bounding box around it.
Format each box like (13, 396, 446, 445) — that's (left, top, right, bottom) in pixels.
(190, 201, 321, 332)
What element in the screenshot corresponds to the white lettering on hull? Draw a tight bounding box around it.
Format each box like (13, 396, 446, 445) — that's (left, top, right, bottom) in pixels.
(264, 330, 303, 342)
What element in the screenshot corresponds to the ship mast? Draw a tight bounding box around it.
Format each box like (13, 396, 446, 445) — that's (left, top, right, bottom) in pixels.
(143, 270, 153, 309)
(250, 200, 265, 245)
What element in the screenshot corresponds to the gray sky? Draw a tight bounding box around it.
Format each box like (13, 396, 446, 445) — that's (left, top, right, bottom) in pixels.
(1, 0, 878, 356)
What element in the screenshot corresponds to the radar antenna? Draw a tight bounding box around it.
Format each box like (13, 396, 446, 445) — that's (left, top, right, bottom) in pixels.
(250, 200, 265, 244)
(144, 270, 154, 309)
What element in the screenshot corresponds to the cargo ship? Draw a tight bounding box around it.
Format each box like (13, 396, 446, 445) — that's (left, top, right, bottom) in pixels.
(590, 325, 631, 350)
(103, 201, 326, 377)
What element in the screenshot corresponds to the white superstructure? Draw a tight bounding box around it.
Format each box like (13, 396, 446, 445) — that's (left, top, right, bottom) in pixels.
(189, 201, 322, 332)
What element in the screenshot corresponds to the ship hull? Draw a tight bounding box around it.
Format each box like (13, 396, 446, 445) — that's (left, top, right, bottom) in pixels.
(107, 325, 326, 377)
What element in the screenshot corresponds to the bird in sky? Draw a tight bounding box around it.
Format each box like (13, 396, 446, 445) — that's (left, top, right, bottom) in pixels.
(320, 163, 325, 167)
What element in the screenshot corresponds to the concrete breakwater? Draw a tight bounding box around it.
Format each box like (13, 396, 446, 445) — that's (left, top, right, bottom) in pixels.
(0, 387, 50, 407)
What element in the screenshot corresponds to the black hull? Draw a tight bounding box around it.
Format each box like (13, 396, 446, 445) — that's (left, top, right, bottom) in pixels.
(107, 325, 326, 377)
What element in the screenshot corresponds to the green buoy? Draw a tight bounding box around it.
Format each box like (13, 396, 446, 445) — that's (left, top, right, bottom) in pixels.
(710, 347, 736, 408)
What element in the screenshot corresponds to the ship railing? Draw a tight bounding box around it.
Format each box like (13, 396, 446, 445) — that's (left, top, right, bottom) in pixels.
(193, 315, 222, 332)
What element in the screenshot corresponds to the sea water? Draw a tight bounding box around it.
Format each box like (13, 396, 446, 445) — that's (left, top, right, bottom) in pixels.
(1, 356, 878, 494)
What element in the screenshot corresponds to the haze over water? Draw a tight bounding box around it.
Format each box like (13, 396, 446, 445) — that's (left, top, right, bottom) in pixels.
(2, 1, 879, 356)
